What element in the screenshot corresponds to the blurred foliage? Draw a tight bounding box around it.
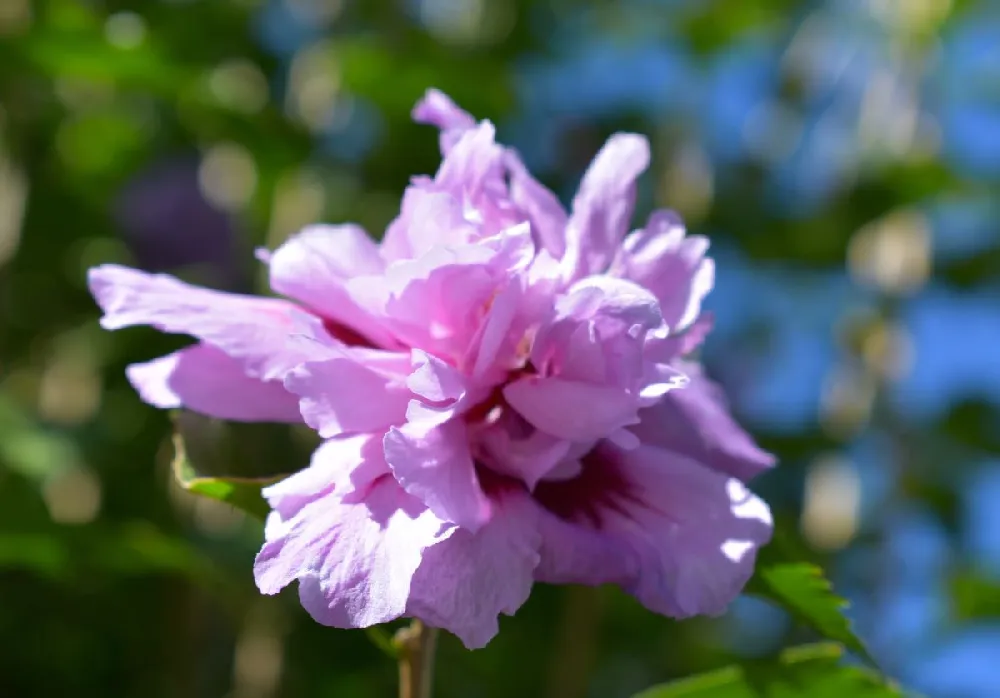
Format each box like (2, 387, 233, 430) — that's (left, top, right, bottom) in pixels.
(631, 643, 902, 698)
(2, 0, 1000, 697)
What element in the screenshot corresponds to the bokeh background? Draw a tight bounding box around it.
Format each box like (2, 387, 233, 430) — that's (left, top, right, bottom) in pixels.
(2, 0, 999, 696)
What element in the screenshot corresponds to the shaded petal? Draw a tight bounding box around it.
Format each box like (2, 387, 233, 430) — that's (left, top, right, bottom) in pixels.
(629, 364, 776, 481)
(563, 134, 650, 278)
(610, 445, 773, 617)
(504, 376, 640, 441)
(89, 264, 325, 380)
(255, 477, 448, 629)
(534, 507, 638, 587)
(384, 419, 491, 531)
(267, 224, 397, 348)
(408, 487, 541, 649)
(477, 418, 572, 489)
(505, 152, 569, 257)
(127, 344, 302, 422)
(284, 356, 411, 438)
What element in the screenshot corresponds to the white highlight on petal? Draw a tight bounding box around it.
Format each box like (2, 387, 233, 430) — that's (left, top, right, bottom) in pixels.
(721, 539, 756, 563)
(728, 479, 774, 526)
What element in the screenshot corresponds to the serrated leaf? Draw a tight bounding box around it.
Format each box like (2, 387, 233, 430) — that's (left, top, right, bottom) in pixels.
(171, 432, 281, 522)
(631, 643, 905, 698)
(746, 529, 874, 665)
(746, 562, 872, 663)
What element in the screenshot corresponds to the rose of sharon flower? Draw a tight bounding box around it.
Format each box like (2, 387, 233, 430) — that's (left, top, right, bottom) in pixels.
(89, 89, 774, 649)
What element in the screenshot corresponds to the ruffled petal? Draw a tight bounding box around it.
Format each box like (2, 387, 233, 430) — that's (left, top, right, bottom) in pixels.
(262, 433, 389, 521)
(407, 486, 541, 649)
(433, 122, 507, 201)
(284, 354, 411, 438)
(255, 476, 448, 629)
(407, 349, 468, 404)
(348, 223, 534, 364)
(384, 418, 491, 532)
(412, 88, 477, 154)
(615, 210, 714, 333)
(477, 416, 573, 489)
(126, 344, 302, 422)
(563, 134, 650, 278)
(608, 444, 773, 617)
(89, 264, 325, 380)
(629, 364, 776, 482)
(267, 224, 397, 348)
(505, 152, 569, 258)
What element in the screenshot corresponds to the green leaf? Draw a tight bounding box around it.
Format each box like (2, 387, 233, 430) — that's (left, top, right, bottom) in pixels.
(171, 432, 281, 522)
(0, 533, 71, 580)
(631, 643, 905, 698)
(747, 562, 871, 662)
(949, 568, 1000, 621)
(746, 531, 874, 665)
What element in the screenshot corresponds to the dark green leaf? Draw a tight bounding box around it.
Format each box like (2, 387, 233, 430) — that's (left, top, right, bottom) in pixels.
(0, 533, 70, 580)
(171, 431, 281, 522)
(631, 643, 905, 698)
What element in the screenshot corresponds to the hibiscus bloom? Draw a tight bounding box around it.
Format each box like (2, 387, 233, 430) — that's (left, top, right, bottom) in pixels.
(90, 89, 774, 649)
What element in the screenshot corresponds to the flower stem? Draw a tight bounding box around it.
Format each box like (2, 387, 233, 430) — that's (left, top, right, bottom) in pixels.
(395, 620, 439, 698)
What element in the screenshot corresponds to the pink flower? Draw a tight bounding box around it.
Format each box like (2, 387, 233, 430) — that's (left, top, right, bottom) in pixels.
(89, 89, 774, 649)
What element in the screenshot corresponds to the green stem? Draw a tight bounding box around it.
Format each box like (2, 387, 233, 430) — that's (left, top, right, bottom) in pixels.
(395, 620, 439, 698)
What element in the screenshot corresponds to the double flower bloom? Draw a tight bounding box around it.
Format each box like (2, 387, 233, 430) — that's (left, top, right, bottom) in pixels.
(90, 90, 775, 648)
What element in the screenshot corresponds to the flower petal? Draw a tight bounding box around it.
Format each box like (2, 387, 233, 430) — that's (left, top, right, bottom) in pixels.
(531, 276, 666, 391)
(504, 376, 640, 441)
(434, 121, 506, 192)
(505, 152, 569, 258)
(466, 279, 525, 382)
(89, 264, 325, 380)
(127, 344, 302, 422)
(262, 433, 389, 521)
(533, 507, 638, 587)
(616, 210, 714, 333)
(255, 476, 448, 629)
(408, 349, 468, 404)
(384, 418, 491, 531)
(381, 188, 479, 262)
(610, 445, 773, 617)
(563, 134, 650, 278)
(349, 223, 534, 364)
(407, 487, 541, 649)
(284, 355, 411, 438)
(267, 224, 397, 348)
(477, 416, 573, 489)
(629, 364, 776, 481)
(412, 88, 477, 153)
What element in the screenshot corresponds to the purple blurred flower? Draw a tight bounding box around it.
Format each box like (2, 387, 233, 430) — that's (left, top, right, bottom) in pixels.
(115, 158, 246, 289)
(89, 89, 774, 648)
